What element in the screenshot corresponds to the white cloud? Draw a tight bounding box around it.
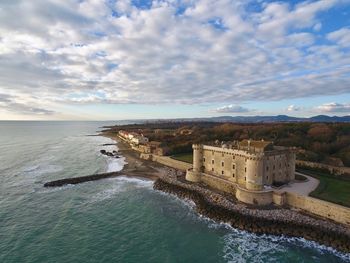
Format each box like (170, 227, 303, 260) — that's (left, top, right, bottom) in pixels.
(287, 105, 301, 111)
(214, 105, 251, 113)
(316, 102, 350, 113)
(313, 22, 322, 31)
(327, 27, 350, 47)
(0, 0, 349, 117)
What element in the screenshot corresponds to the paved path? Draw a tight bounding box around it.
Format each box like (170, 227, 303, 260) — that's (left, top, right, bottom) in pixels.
(277, 172, 319, 196)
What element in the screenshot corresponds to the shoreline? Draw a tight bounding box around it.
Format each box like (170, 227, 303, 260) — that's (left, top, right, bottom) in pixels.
(102, 132, 166, 181)
(102, 132, 350, 254)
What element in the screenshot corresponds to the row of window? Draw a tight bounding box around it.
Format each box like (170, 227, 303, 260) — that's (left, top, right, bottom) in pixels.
(205, 158, 290, 171)
(211, 168, 236, 178)
(210, 151, 237, 159)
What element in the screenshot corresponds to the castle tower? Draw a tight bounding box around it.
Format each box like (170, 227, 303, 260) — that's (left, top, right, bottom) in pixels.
(245, 158, 263, 191)
(185, 144, 203, 182)
(288, 151, 296, 181)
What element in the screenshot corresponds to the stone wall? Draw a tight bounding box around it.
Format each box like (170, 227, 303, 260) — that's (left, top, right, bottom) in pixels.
(235, 187, 273, 206)
(144, 154, 192, 171)
(296, 160, 350, 176)
(201, 173, 236, 194)
(142, 151, 350, 226)
(285, 192, 350, 226)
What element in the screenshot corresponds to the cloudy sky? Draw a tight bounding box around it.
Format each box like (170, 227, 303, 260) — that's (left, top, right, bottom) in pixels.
(0, 0, 349, 120)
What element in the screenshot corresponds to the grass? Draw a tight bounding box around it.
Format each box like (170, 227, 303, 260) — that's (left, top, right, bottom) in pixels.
(171, 153, 193, 164)
(297, 168, 350, 207)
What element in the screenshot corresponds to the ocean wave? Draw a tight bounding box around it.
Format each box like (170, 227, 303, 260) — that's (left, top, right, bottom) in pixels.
(87, 176, 154, 203)
(36, 183, 76, 194)
(22, 163, 63, 176)
(217, 223, 350, 263)
(154, 190, 350, 262)
(114, 176, 154, 188)
(106, 156, 126, 172)
(92, 135, 127, 173)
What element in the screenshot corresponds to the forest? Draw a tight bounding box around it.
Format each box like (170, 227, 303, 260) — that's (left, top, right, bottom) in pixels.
(105, 122, 350, 167)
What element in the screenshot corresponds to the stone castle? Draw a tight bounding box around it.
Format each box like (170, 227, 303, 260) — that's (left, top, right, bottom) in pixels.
(186, 139, 296, 205)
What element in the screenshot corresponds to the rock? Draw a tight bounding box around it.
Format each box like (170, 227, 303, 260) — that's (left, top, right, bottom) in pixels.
(153, 177, 350, 254)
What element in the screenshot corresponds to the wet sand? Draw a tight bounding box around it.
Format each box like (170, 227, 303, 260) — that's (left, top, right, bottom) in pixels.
(102, 132, 166, 181)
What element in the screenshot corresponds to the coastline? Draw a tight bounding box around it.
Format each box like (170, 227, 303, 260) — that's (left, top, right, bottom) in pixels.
(102, 131, 350, 254)
(102, 132, 166, 181)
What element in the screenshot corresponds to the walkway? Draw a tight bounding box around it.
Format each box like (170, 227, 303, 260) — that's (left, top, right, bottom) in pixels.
(277, 172, 319, 196)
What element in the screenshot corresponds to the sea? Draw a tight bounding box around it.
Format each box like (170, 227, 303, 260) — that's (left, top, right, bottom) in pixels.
(0, 121, 349, 263)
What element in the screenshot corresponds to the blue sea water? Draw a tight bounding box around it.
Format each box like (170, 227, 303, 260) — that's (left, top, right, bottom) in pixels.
(0, 121, 349, 263)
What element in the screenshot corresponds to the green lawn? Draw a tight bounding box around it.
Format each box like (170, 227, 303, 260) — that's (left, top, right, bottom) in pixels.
(297, 168, 350, 207)
(171, 153, 193, 164)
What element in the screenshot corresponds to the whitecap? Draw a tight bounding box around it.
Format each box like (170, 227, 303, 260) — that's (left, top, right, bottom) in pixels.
(106, 156, 126, 172)
(86, 176, 154, 203)
(23, 164, 63, 176)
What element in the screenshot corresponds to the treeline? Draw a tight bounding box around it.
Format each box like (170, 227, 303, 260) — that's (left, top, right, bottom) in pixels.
(108, 122, 350, 167)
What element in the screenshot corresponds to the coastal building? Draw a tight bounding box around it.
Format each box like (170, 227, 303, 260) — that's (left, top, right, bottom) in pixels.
(131, 135, 149, 145)
(118, 130, 129, 139)
(186, 139, 296, 205)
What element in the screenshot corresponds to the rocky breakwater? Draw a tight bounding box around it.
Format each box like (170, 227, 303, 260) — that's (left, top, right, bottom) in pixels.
(44, 171, 122, 187)
(100, 149, 121, 158)
(154, 177, 350, 253)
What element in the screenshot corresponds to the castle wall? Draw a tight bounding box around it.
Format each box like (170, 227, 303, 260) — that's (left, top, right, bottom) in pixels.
(235, 187, 273, 205)
(186, 144, 202, 182)
(263, 154, 293, 184)
(141, 154, 192, 171)
(285, 192, 350, 226)
(245, 158, 263, 190)
(201, 173, 236, 195)
(200, 145, 294, 189)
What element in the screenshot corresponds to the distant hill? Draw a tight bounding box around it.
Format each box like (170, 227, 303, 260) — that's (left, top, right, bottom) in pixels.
(110, 115, 350, 125)
(168, 115, 350, 123)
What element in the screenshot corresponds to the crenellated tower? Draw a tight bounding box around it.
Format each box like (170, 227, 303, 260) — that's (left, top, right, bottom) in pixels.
(185, 144, 203, 182)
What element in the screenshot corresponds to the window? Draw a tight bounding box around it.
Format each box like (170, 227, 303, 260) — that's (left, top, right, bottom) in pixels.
(221, 161, 224, 167)
(232, 173, 235, 178)
(245, 176, 246, 181)
(212, 160, 214, 164)
(203, 158, 206, 162)
(212, 168, 214, 172)
(266, 166, 269, 171)
(273, 165, 275, 170)
(266, 175, 269, 180)
(279, 163, 281, 168)
(221, 170, 224, 175)
(245, 167, 247, 173)
(233, 156, 235, 159)
(232, 164, 235, 169)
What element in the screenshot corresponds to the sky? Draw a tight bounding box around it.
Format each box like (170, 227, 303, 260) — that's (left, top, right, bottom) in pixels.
(0, 0, 349, 120)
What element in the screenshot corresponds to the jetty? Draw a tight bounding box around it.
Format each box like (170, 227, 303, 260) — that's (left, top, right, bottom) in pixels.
(44, 171, 122, 187)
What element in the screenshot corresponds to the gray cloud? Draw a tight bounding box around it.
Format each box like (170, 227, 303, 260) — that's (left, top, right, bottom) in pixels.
(0, 93, 55, 115)
(0, 0, 349, 115)
(287, 105, 301, 112)
(316, 102, 350, 113)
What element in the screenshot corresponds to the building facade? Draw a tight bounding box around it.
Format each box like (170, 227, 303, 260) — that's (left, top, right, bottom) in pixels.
(186, 140, 296, 205)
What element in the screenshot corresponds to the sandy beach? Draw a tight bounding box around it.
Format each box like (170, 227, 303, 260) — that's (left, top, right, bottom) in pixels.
(102, 132, 167, 181)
